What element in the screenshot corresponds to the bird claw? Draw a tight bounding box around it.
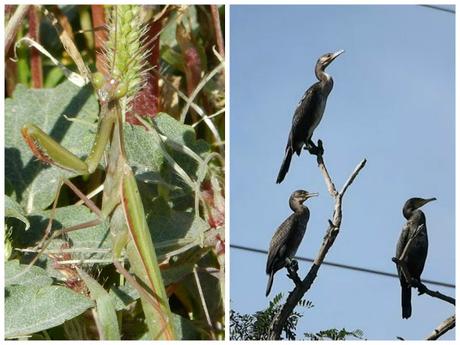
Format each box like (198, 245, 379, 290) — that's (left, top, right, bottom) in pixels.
(286, 259, 302, 286)
(306, 140, 324, 156)
(317, 140, 324, 155)
(289, 259, 299, 272)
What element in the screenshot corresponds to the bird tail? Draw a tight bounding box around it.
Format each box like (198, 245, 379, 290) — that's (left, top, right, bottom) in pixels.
(265, 271, 275, 297)
(401, 284, 412, 319)
(276, 148, 293, 184)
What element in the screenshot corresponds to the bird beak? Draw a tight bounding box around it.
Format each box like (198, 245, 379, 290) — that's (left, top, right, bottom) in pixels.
(306, 192, 319, 199)
(418, 197, 437, 208)
(331, 49, 345, 61)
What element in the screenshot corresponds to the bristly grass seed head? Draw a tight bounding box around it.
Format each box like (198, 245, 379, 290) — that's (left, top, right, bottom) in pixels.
(101, 5, 151, 112)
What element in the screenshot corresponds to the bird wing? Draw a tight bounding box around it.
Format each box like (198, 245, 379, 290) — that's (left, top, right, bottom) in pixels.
(395, 223, 410, 259)
(396, 220, 428, 282)
(395, 223, 410, 285)
(290, 82, 323, 154)
(405, 221, 428, 280)
(266, 215, 298, 274)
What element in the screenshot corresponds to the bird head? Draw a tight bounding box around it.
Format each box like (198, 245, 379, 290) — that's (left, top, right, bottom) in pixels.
(291, 190, 319, 203)
(317, 49, 344, 70)
(403, 197, 436, 219)
(405, 197, 437, 210)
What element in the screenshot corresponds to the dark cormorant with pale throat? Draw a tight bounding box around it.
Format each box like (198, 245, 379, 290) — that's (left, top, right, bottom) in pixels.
(395, 197, 436, 319)
(276, 50, 344, 184)
(266, 190, 318, 296)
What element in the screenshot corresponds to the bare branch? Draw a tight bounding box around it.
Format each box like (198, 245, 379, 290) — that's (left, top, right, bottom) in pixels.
(339, 159, 367, 196)
(268, 154, 366, 339)
(426, 315, 455, 340)
(316, 154, 338, 197)
(413, 280, 455, 306)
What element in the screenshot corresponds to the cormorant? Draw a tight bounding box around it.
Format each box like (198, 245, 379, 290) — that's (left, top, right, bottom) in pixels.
(395, 197, 436, 319)
(276, 50, 344, 184)
(265, 190, 318, 296)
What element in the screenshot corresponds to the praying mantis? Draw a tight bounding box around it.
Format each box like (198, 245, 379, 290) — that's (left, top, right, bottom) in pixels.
(6, 5, 224, 340)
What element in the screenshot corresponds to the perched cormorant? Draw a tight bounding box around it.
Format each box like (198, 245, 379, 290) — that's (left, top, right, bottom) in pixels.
(265, 190, 318, 296)
(395, 197, 436, 319)
(276, 50, 344, 184)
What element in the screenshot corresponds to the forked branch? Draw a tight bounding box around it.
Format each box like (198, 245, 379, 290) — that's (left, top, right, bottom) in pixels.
(269, 143, 366, 339)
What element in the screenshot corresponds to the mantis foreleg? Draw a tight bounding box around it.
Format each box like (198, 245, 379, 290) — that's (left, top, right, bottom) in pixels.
(21, 98, 117, 175)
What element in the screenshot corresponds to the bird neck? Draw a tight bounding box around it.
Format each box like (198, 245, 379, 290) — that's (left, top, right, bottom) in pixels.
(315, 65, 334, 93)
(289, 200, 307, 213)
(403, 206, 422, 220)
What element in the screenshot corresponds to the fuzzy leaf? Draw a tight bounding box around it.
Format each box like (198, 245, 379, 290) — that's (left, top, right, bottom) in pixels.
(5, 81, 98, 212)
(124, 113, 209, 181)
(15, 205, 111, 277)
(147, 197, 208, 250)
(5, 260, 52, 288)
(109, 284, 140, 311)
(5, 284, 94, 338)
(5, 195, 30, 230)
(78, 269, 120, 340)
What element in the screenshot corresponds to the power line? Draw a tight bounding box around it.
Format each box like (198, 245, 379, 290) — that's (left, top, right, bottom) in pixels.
(419, 5, 455, 14)
(231, 244, 455, 289)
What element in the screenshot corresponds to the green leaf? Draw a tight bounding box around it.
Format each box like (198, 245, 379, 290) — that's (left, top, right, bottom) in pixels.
(147, 197, 208, 249)
(109, 284, 140, 311)
(5, 260, 52, 288)
(78, 269, 120, 340)
(5, 284, 94, 338)
(5, 195, 30, 230)
(5, 81, 98, 212)
(16, 205, 111, 275)
(124, 113, 209, 183)
(171, 313, 201, 340)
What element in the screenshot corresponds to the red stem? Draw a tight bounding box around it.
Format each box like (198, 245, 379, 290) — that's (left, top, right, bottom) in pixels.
(91, 5, 107, 75)
(210, 5, 224, 58)
(28, 6, 43, 88)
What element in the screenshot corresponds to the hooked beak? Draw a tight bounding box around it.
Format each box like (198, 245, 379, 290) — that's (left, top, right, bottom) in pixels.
(416, 197, 436, 209)
(331, 49, 345, 61)
(305, 192, 319, 199)
(423, 197, 437, 204)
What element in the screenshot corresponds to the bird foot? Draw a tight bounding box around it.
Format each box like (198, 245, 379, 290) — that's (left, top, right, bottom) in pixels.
(305, 140, 324, 156)
(286, 259, 302, 286)
(288, 259, 299, 272)
(411, 278, 426, 295)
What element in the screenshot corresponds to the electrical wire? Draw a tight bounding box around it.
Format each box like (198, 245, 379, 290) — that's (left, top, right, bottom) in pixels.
(230, 244, 455, 289)
(419, 5, 455, 14)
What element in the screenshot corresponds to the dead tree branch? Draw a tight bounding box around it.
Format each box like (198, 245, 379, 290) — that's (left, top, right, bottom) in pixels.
(268, 145, 366, 340)
(426, 315, 455, 340)
(413, 280, 455, 305)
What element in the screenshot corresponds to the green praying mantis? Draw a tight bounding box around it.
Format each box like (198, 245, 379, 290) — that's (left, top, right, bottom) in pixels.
(20, 8, 176, 340)
(7, 5, 224, 340)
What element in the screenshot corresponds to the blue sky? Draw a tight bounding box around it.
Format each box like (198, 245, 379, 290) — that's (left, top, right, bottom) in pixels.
(230, 5, 455, 340)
